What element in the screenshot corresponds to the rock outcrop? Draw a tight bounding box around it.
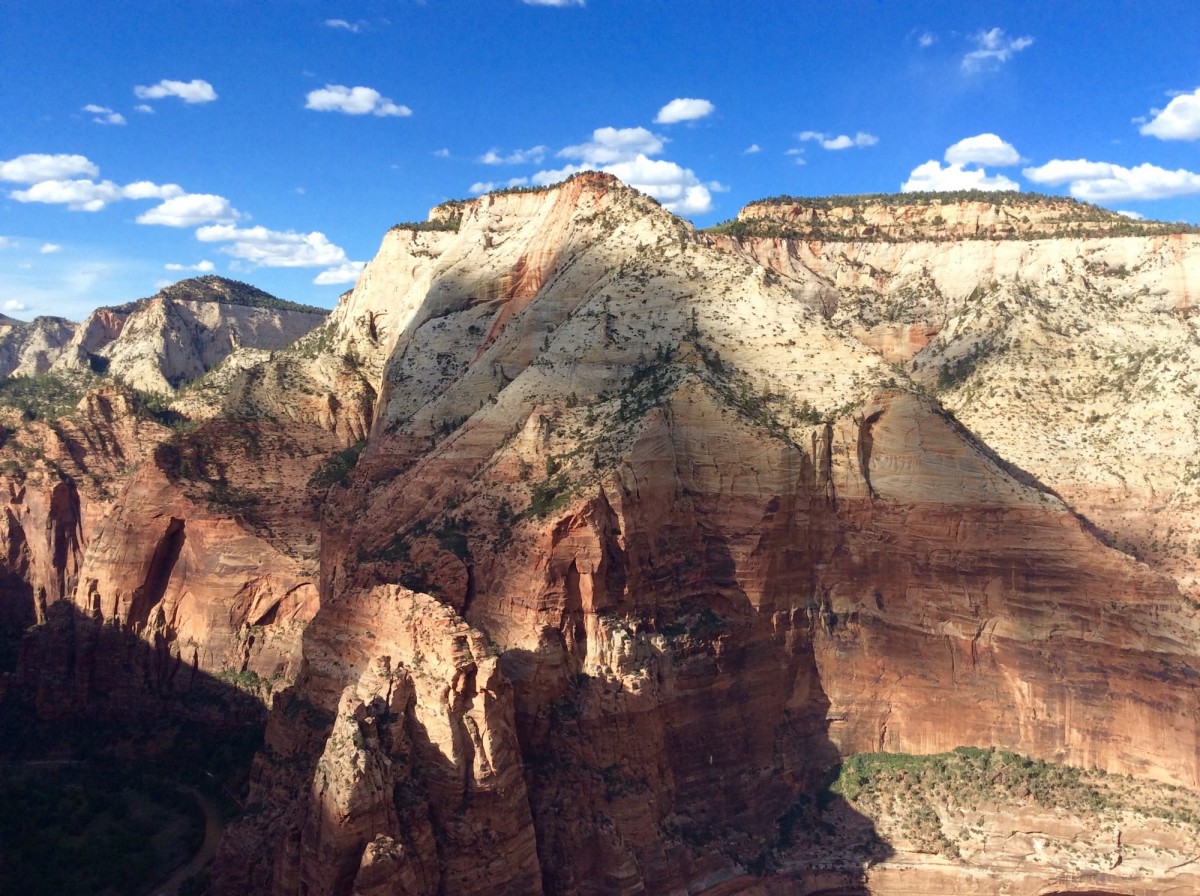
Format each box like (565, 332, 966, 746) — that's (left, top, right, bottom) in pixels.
(213, 176, 1200, 895)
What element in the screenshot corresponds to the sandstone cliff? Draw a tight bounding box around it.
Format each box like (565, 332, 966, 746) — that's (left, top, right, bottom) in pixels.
(0, 276, 336, 713)
(716, 198, 1200, 601)
(212, 175, 1200, 896)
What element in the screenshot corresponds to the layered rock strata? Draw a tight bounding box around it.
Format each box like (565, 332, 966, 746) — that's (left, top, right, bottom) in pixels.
(217, 176, 1200, 895)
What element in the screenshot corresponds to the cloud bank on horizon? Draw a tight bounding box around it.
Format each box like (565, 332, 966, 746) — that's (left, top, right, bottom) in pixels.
(1, 1, 1198, 319)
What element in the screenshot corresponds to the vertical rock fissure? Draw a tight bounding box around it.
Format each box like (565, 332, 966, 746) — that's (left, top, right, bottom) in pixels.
(127, 517, 185, 630)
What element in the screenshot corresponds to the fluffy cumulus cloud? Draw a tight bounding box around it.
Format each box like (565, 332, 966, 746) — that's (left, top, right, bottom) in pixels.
(1139, 88, 1200, 141)
(654, 98, 715, 124)
(40, 243, 61, 254)
(165, 260, 216, 272)
(10, 178, 183, 212)
(944, 133, 1020, 166)
(480, 146, 547, 165)
(313, 261, 367, 285)
(1023, 158, 1200, 201)
(743, 144, 761, 154)
(137, 193, 241, 227)
(902, 160, 1019, 192)
(0, 153, 99, 183)
(799, 130, 878, 151)
(3, 300, 29, 313)
(961, 27, 1033, 72)
(196, 223, 364, 284)
(529, 125, 713, 215)
(134, 79, 218, 103)
(83, 104, 126, 125)
(522, 0, 584, 6)
(559, 126, 664, 164)
(305, 84, 411, 117)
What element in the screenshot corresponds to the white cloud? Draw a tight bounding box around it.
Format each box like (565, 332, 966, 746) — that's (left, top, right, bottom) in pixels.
(313, 261, 366, 285)
(122, 181, 185, 200)
(433, 148, 451, 158)
(469, 177, 530, 194)
(654, 98, 715, 124)
(799, 130, 878, 150)
(1139, 88, 1200, 141)
(305, 84, 411, 117)
(534, 155, 713, 215)
(902, 160, 1020, 192)
(559, 126, 664, 165)
(0, 153, 98, 183)
(165, 260, 216, 272)
(1020, 159, 1113, 183)
(480, 146, 547, 165)
(3, 300, 29, 313)
(137, 193, 241, 227)
(0, 237, 11, 249)
(39, 243, 61, 254)
(1116, 210, 1145, 220)
(1023, 158, 1200, 201)
(962, 27, 1033, 72)
(324, 18, 363, 32)
(918, 32, 936, 48)
(944, 133, 1020, 166)
(196, 223, 352, 269)
(83, 104, 126, 125)
(134, 79, 217, 104)
(743, 144, 761, 154)
(135, 104, 154, 114)
(522, 0, 584, 6)
(10, 178, 182, 211)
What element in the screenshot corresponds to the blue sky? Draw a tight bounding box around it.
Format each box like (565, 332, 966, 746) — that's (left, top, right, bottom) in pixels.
(2, 0, 1199, 320)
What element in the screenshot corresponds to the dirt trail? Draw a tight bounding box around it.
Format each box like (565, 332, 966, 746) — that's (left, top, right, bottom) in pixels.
(151, 787, 223, 896)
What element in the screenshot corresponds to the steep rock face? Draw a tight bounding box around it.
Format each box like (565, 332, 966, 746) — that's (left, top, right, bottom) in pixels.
(720, 221, 1200, 600)
(0, 315, 76, 376)
(0, 387, 164, 637)
(50, 276, 328, 394)
(219, 586, 540, 896)
(222, 176, 1200, 895)
(0, 380, 342, 720)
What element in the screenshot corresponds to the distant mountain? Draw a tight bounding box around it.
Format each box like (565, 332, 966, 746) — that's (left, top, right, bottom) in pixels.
(0, 315, 76, 377)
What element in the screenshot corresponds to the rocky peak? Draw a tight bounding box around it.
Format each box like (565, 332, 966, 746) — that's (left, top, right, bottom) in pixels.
(44, 276, 329, 394)
(0, 314, 77, 377)
(151, 274, 328, 313)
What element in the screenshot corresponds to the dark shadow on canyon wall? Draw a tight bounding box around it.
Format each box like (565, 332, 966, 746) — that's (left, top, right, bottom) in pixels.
(501, 609, 892, 895)
(0, 600, 267, 894)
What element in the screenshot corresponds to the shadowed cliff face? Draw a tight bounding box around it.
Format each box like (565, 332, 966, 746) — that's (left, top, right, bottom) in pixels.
(0, 385, 343, 706)
(206, 175, 1200, 895)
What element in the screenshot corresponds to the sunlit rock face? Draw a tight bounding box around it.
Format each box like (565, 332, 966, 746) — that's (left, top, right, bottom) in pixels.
(198, 176, 1200, 895)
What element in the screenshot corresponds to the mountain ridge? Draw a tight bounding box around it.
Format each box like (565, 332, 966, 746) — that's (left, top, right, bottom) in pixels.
(2, 174, 1199, 895)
